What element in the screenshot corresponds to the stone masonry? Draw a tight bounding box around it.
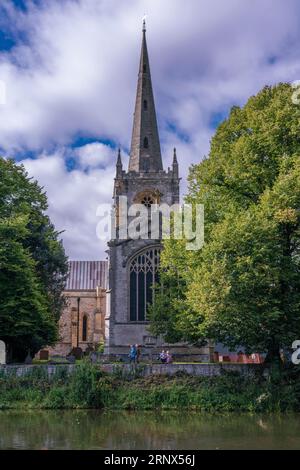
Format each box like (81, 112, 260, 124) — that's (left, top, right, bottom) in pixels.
(41, 261, 107, 357)
(105, 24, 211, 360)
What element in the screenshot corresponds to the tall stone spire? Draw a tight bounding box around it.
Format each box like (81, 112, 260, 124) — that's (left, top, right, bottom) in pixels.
(128, 21, 163, 173)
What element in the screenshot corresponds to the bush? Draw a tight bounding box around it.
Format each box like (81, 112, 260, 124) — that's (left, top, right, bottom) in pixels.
(0, 363, 300, 412)
(68, 361, 104, 407)
(97, 341, 105, 354)
(43, 387, 66, 409)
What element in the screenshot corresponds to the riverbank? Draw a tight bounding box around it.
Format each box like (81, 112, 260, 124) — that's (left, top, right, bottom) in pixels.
(0, 362, 299, 412)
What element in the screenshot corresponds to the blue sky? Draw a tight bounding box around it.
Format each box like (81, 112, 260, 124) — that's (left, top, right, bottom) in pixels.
(0, 0, 300, 259)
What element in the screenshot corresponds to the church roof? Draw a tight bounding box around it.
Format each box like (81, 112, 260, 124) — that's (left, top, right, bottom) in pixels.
(65, 261, 107, 291)
(128, 21, 163, 173)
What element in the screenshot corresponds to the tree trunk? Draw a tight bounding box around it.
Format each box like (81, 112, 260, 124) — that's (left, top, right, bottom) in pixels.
(264, 342, 283, 382)
(264, 346, 282, 366)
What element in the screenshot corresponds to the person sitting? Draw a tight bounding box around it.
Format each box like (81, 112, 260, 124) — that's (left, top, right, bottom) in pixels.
(159, 350, 167, 363)
(166, 351, 173, 364)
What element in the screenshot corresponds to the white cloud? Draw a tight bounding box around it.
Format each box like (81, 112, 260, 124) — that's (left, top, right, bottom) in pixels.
(1, 0, 300, 257)
(75, 142, 117, 169)
(22, 144, 119, 260)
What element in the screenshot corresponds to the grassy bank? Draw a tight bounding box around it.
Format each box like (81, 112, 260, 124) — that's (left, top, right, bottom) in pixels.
(0, 363, 300, 412)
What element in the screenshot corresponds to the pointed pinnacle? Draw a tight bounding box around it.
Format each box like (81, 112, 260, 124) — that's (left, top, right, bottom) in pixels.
(117, 148, 122, 166)
(173, 147, 178, 164)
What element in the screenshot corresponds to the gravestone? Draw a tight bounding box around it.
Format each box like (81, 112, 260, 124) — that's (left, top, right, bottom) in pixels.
(0, 340, 6, 365)
(85, 345, 94, 356)
(24, 351, 32, 364)
(39, 350, 49, 361)
(67, 355, 75, 364)
(90, 352, 97, 364)
(69, 347, 83, 360)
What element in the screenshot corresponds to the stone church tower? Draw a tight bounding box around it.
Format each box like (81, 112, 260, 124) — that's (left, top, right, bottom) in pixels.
(105, 23, 180, 356)
(105, 25, 212, 361)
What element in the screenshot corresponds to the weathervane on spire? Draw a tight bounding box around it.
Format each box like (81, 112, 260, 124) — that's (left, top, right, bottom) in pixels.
(142, 15, 147, 32)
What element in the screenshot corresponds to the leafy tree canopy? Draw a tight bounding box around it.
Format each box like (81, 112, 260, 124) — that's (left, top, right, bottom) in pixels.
(149, 84, 300, 363)
(0, 159, 68, 361)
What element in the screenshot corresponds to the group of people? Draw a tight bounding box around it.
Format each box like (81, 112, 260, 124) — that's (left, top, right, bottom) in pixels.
(128, 345, 173, 364)
(159, 350, 173, 364)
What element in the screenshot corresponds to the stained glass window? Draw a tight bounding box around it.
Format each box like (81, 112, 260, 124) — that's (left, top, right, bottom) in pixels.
(129, 247, 160, 321)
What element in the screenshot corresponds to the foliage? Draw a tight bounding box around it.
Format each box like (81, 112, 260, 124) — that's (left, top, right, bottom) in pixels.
(149, 84, 300, 362)
(0, 363, 300, 412)
(0, 158, 68, 361)
(97, 341, 105, 353)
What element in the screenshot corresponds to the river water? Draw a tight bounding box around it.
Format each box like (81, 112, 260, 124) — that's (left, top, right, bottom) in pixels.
(0, 410, 299, 450)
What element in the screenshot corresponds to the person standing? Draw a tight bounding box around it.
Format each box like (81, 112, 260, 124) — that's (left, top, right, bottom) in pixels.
(136, 344, 141, 363)
(129, 344, 137, 364)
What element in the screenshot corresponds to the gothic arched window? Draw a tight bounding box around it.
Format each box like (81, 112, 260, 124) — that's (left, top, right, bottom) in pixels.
(143, 100, 148, 110)
(82, 315, 88, 341)
(129, 247, 160, 322)
(143, 137, 149, 149)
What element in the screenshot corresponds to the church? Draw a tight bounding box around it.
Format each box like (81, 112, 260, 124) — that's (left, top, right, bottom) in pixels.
(46, 23, 212, 362)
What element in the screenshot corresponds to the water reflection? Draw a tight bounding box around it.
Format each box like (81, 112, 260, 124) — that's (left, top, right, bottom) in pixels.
(0, 410, 299, 450)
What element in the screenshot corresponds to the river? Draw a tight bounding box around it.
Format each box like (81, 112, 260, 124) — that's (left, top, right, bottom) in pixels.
(0, 410, 299, 450)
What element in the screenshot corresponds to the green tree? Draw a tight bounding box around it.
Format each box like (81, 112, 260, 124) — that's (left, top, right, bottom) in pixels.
(149, 84, 300, 364)
(0, 159, 68, 361)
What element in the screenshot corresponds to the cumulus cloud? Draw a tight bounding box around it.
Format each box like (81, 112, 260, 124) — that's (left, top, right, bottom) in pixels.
(22, 143, 123, 260)
(1, 0, 300, 258)
(75, 142, 118, 170)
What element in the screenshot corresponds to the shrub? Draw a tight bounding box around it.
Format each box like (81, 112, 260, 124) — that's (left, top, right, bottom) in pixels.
(43, 387, 66, 409)
(69, 362, 103, 407)
(1, 363, 300, 411)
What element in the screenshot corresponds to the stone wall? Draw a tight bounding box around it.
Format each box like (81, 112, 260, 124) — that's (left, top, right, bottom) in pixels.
(0, 364, 76, 377)
(101, 363, 262, 377)
(40, 288, 106, 358)
(0, 363, 263, 378)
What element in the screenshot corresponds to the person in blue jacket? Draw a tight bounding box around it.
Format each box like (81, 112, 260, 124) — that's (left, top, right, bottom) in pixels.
(129, 344, 137, 364)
